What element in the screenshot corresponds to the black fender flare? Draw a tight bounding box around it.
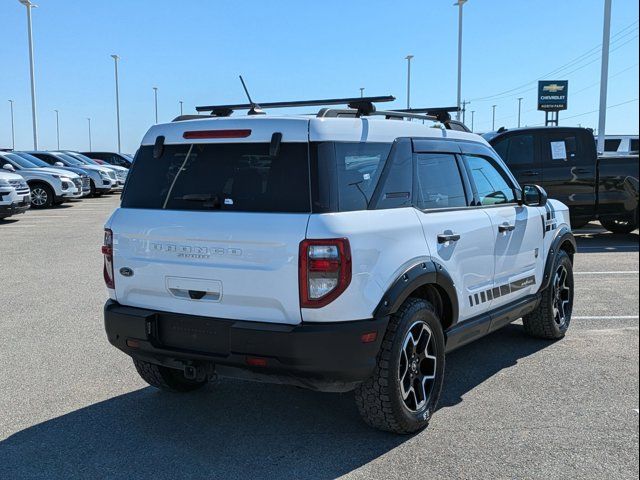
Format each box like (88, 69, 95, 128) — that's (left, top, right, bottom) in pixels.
(539, 226, 577, 292)
(374, 260, 459, 324)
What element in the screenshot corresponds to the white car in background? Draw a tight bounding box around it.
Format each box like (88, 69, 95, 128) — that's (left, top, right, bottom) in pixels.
(62, 151, 128, 189)
(11, 152, 92, 197)
(25, 151, 117, 196)
(0, 151, 82, 208)
(0, 170, 30, 220)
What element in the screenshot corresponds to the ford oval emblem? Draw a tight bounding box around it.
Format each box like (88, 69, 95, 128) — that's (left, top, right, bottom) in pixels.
(119, 267, 134, 277)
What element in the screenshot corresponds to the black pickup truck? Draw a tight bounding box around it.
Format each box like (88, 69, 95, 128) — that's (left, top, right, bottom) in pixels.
(485, 126, 639, 234)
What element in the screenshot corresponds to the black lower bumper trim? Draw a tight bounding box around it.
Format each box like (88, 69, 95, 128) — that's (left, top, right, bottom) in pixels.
(104, 300, 388, 392)
(0, 202, 30, 216)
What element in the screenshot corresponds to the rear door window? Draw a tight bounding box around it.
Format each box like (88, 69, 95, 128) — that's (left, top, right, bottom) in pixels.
(121, 143, 311, 213)
(546, 133, 586, 164)
(492, 138, 509, 161)
(507, 135, 535, 165)
(414, 153, 467, 209)
(604, 139, 621, 152)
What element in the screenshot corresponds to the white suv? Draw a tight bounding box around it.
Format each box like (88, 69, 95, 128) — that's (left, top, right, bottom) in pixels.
(0, 170, 30, 219)
(0, 152, 82, 208)
(103, 97, 576, 433)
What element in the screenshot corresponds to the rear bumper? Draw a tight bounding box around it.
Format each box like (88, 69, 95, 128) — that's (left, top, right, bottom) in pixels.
(104, 300, 388, 392)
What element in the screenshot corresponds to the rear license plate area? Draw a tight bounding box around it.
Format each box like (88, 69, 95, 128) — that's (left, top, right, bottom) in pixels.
(156, 314, 231, 355)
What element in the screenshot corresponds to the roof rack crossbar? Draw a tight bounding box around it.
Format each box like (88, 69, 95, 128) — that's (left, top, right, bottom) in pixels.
(394, 106, 460, 123)
(373, 110, 439, 122)
(196, 95, 395, 116)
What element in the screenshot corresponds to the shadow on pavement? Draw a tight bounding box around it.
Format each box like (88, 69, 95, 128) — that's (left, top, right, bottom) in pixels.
(0, 324, 552, 480)
(440, 323, 551, 408)
(573, 222, 638, 253)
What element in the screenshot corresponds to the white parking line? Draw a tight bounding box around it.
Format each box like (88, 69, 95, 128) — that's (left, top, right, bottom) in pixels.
(574, 271, 639, 275)
(578, 245, 638, 249)
(573, 315, 639, 320)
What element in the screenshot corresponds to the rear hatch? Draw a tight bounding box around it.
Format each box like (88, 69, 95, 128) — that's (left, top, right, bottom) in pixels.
(109, 121, 311, 324)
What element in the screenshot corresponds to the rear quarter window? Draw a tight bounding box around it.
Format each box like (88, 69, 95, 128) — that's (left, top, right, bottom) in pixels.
(310, 142, 392, 212)
(121, 142, 311, 213)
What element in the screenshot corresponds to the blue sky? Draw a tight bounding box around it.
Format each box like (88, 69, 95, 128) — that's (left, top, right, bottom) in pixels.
(1, 0, 638, 153)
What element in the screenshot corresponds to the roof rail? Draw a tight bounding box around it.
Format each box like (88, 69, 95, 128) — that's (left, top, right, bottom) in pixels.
(195, 95, 395, 117)
(316, 108, 438, 122)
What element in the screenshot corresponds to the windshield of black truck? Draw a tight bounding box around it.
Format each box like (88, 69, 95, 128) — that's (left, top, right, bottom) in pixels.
(121, 143, 311, 213)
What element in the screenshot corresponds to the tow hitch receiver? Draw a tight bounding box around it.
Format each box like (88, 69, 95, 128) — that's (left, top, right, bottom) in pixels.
(182, 363, 215, 382)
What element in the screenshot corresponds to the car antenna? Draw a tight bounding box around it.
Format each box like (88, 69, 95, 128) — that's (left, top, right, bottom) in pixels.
(239, 75, 264, 115)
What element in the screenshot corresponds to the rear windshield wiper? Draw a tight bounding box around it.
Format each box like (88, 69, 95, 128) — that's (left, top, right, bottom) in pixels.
(172, 193, 222, 209)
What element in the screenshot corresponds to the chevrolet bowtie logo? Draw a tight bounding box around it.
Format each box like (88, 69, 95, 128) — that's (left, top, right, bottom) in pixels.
(543, 84, 565, 93)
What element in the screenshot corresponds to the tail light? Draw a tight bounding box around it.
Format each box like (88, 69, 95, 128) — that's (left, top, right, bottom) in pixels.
(102, 228, 115, 289)
(299, 238, 351, 308)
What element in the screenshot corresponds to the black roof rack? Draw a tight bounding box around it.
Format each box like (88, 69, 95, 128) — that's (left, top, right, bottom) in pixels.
(394, 106, 460, 123)
(195, 95, 395, 117)
(189, 97, 471, 132)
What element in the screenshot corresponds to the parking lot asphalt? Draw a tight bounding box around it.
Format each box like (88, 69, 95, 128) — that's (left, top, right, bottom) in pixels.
(0, 195, 638, 480)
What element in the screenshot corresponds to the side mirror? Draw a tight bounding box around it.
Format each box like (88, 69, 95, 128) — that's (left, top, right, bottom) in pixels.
(523, 184, 548, 207)
(2, 164, 16, 172)
(54, 162, 64, 167)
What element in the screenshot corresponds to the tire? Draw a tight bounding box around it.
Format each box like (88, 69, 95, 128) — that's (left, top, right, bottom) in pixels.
(29, 182, 54, 209)
(570, 218, 589, 230)
(89, 180, 102, 197)
(523, 250, 574, 339)
(355, 298, 445, 434)
(133, 359, 207, 392)
(600, 212, 638, 234)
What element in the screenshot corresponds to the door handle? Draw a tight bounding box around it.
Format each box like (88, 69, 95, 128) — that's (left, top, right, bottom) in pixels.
(522, 170, 539, 176)
(575, 168, 591, 174)
(498, 223, 516, 233)
(437, 233, 461, 244)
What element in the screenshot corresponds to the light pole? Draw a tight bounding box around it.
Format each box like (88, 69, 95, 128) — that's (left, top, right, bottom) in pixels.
(8, 100, 15, 150)
(179, 100, 183, 116)
(111, 54, 121, 153)
(597, 0, 612, 153)
(454, 0, 468, 121)
(54, 109, 60, 149)
(517, 97, 523, 128)
(153, 87, 158, 123)
(18, 0, 39, 149)
(87, 117, 92, 151)
(405, 55, 414, 109)
(492, 105, 497, 130)
(461, 99, 470, 124)
(471, 110, 475, 133)
(360, 87, 365, 98)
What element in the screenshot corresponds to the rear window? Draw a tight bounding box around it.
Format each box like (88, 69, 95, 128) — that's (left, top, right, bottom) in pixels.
(121, 143, 311, 213)
(604, 139, 622, 152)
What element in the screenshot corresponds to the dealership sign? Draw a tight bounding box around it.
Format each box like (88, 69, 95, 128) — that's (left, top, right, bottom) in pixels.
(538, 80, 568, 111)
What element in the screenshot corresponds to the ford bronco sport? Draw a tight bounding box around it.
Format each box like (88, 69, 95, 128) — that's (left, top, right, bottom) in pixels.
(103, 96, 576, 433)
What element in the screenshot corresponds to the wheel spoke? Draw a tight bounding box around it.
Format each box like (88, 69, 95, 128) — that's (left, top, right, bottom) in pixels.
(415, 377, 427, 408)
